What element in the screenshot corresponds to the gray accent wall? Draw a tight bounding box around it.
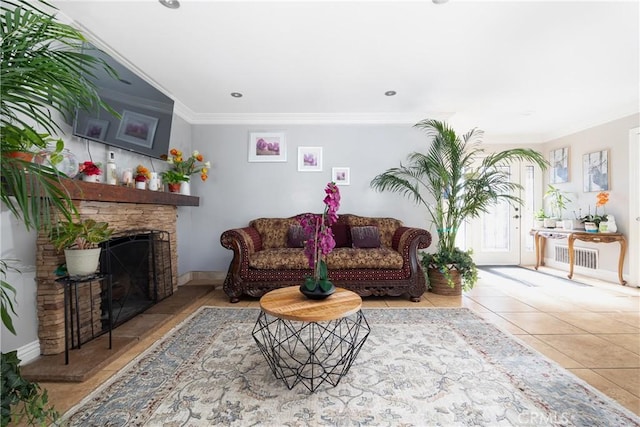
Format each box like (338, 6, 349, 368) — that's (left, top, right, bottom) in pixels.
(184, 124, 434, 273)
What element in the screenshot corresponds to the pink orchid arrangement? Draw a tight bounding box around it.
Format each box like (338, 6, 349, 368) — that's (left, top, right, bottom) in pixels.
(299, 182, 341, 291)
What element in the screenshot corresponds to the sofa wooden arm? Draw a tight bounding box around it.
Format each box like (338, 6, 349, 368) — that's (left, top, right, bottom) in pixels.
(220, 227, 262, 288)
(392, 226, 432, 276)
(220, 227, 263, 254)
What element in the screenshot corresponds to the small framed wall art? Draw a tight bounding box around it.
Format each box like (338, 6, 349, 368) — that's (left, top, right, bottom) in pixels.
(332, 167, 350, 185)
(115, 110, 158, 148)
(583, 149, 609, 192)
(248, 132, 287, 162)
(549, 146, 569, 184)
(298, 146, 323, 172)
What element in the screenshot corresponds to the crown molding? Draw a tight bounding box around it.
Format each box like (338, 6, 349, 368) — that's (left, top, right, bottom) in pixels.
(175, 111, 454, 125)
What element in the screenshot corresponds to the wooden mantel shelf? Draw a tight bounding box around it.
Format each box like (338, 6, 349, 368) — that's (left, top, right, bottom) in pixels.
(58, 178, 199, 206)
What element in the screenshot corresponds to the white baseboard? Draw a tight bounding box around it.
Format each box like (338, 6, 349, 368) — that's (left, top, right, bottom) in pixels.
(16, 340, 41, 365)
(177, 271, 226, 286)
(177, 272, 192, 286)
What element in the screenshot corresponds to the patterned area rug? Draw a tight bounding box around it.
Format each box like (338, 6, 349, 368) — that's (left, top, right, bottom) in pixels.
(62, 307, 640, 426)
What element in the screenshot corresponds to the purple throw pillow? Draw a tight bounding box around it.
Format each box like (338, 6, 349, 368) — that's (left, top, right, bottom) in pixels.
(331, 223, 352, 248)
(287, 225, 308, 248)
(351, 226, 381, 248)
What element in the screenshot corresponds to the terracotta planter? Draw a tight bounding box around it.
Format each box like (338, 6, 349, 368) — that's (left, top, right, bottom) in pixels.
(427, 267, 462, 296)
(167, 182, 181, 193)
(4, 151, 34, 162)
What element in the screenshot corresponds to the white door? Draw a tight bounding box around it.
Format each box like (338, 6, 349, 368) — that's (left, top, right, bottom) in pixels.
(464, 161, 543, 266)
(629, 127, 640, 287)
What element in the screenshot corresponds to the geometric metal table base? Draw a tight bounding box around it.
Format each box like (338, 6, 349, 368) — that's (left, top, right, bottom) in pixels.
(252, 310, 370, 392)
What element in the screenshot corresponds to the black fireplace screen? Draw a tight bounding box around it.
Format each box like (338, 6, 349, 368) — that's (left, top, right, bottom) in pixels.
(99, 229, 173, 330)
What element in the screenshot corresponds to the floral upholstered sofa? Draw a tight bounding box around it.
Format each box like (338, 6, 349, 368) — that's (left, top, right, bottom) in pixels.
(220, 214, 432, 302)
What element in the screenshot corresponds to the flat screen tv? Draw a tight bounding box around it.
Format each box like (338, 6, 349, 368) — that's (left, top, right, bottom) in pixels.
(72, 43, 174, 160)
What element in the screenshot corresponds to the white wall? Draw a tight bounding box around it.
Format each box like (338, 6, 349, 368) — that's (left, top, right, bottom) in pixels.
(0, 208, 39, 359)
(541, 114, 639, 280)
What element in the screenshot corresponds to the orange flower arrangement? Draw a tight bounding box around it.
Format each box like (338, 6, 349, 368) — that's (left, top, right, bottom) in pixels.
(595, 191, 609, 207)
(578, 191, 609, 226)
(135, 164, 151, 182)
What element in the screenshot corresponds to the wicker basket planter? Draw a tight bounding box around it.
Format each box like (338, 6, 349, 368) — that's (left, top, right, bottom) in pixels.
(427, 267, 462, 296)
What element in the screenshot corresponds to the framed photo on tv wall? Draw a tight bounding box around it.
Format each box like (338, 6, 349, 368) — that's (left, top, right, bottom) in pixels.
(84, 118, 109, 140)
(115, 110, 158, 148)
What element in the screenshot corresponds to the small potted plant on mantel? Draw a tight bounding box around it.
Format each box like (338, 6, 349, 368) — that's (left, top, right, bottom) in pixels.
(48, 218, 114, 276)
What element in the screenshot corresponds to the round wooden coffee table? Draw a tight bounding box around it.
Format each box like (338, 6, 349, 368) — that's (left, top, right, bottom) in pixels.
(252, 286, 370, 392)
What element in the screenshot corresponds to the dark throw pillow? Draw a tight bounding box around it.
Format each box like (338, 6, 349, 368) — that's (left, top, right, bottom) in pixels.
(287, 225, 308, 248)
(351, 225, 381, 248)
(331, 223, 352, 248)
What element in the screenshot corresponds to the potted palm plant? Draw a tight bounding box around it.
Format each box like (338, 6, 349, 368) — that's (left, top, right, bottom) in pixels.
(1, 1, 118, 424)
(48, 219, 114, 276)
(371, 119, 547, 295)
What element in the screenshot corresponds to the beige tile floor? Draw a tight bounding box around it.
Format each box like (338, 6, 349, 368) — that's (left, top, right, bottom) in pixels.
(36, 266, 640, 420)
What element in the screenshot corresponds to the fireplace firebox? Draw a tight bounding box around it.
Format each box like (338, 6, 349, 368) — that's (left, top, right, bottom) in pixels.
(100, 230, 173, 331)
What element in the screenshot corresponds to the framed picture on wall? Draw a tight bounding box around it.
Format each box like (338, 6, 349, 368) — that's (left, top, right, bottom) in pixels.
(248, 132, 286, 162)
(550, 147, 569, 184)
(298, 147, 323, 172)
(583, 149, 609, 192)
(332, 167, 350, 185)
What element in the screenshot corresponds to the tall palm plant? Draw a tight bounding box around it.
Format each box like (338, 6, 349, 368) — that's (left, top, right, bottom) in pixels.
(1, 1, 117, 424)
(371, 119, 548, 291)
(1, 0, 117, 230)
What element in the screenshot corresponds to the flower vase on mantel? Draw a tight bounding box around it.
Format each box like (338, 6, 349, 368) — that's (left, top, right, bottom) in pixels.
(134, 176, 146, 190)
(82, 173, 100, 183)
(179, 179, 190, 196)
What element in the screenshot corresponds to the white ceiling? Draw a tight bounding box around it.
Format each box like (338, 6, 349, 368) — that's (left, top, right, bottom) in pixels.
(52, 0, 639, 144)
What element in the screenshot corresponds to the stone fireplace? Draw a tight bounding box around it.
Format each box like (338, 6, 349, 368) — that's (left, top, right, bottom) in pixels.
(35, 179, 198, 355)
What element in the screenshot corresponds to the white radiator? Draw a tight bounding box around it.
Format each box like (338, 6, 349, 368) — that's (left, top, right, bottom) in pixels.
(554, 245, 598, 269)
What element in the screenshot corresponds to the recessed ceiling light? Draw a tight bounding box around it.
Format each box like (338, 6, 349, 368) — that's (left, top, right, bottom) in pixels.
(159, 0, 180, 9)
(432, 0, 449, 4)
(231, 92, 243, 98)
(384, 91, 397, 96)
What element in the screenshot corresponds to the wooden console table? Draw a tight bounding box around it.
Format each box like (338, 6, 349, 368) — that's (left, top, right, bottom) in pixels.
(531, 229, 627, 285)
